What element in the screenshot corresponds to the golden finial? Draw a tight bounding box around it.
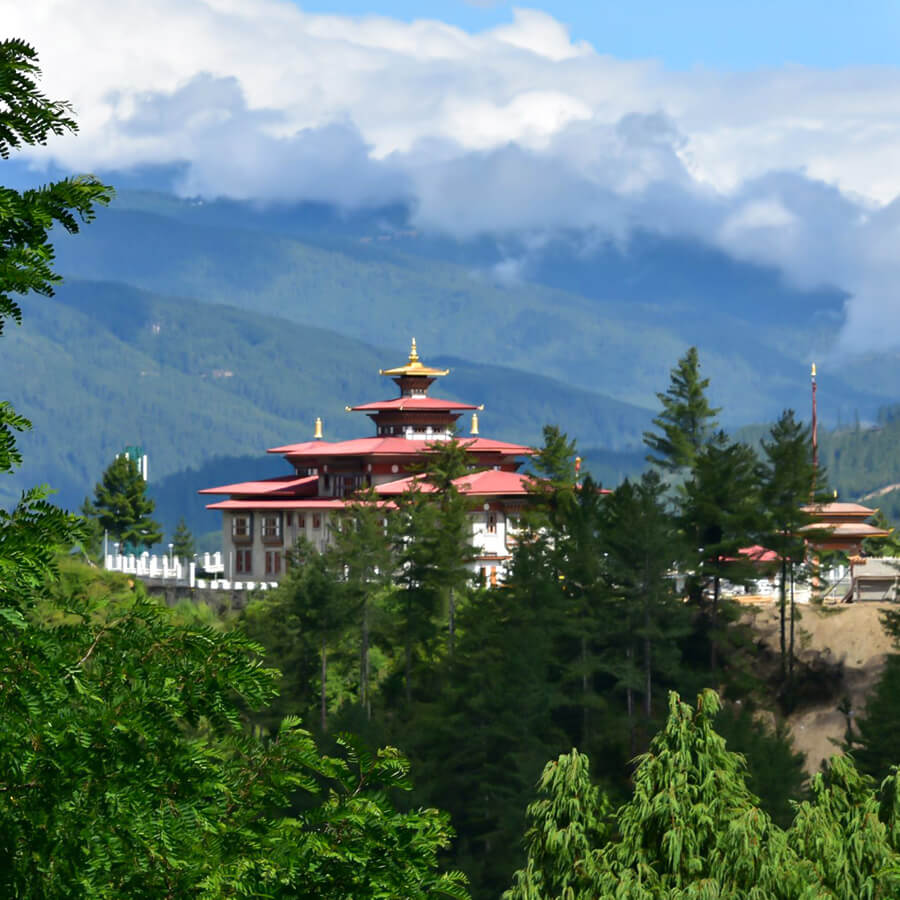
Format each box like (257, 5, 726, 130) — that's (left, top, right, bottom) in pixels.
(833, 488, 838, 499)
(811, 363, 816, 378)
(409, 337, 419, 364)
(470, 412, 479, 435)
(314, 417, 323, 440)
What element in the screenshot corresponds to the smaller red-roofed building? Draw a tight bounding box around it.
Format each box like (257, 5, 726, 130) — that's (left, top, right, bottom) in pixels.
(200, 340, 538, 584)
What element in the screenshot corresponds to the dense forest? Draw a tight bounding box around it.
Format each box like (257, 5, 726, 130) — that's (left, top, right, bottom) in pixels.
(5, 37, 900, 899)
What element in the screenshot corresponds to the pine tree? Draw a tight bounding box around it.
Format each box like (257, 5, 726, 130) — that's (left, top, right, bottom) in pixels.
(679, 432, 762, 669)
(172, 516, 195, 563)
(602, 472, 690, 751)
(90, 454, 162, 550)
(760, 409, 821, 694)
(330, 490, 397, 719)
(504, 750, 610, 900)
(643, 346, 720, 474)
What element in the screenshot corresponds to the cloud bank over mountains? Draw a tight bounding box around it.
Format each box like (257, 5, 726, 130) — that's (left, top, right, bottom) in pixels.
(11, 1, 900, 348)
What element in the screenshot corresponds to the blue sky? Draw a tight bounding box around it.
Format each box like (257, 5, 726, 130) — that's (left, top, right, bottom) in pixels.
(297, 0, 900, 69)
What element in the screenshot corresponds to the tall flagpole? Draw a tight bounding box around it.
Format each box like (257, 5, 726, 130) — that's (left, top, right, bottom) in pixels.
(811, 363, 818, 474)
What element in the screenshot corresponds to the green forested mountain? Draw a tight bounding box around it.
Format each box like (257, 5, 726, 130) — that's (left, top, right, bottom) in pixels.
(47, 190, 889, 425)
(2, 278, 651, 528)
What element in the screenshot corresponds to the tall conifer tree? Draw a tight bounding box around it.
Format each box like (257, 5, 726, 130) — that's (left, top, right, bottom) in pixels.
(643, 346, 720, 474)
(90, 454, 162, 550)
(760, 409, 820, 692)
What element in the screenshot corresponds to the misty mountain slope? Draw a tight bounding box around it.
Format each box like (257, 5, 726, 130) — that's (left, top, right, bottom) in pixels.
(2, 279, 651, 512)
(46, 191, 884, 424)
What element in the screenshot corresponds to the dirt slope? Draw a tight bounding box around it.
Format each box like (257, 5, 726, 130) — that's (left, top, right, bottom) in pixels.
(746, 603, 895, 773)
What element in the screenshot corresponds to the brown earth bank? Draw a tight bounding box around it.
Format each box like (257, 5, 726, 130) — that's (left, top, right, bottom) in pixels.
(743, 601, 896, 774)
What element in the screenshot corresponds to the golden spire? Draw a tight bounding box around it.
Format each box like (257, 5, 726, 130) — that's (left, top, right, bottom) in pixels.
(379, 338, 449, 377)
(470, 412, 479, 435)
(314, 416, 323, 440)
(811, 362, 817, 378)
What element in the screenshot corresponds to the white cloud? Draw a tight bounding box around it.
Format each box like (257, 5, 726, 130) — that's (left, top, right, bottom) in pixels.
(9, 1, 900, 347)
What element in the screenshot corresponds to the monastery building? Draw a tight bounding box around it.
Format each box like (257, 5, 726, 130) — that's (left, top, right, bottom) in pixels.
(200, 340, 535, 585)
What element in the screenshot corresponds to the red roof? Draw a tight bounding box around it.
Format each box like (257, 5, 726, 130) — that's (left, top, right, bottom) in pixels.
(375, 468, 535, 497)
(268, 436, 533, 457)
(350, 396, 478, 412)
(206, 498, 379, 511)
(739, 545, 779, 563)
(198, 475, 317, 496)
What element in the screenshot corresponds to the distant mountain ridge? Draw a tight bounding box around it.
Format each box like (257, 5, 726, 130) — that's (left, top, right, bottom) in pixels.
(2, 278, 651, 527)
(47, 190, 890, 426)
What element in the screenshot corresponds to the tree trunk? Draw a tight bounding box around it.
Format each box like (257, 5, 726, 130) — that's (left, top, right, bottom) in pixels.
(360, 602, 370, 720)
(448, 587, 455, 657)
(789, 562, 796, 692)
(644, 596, 652, 720)
(710, 573, 720, 670)
(320, 637, 327, 733)
(581, 633, 589, 746)
(779, 557, 787, 681)
(627, 643, 636, 758)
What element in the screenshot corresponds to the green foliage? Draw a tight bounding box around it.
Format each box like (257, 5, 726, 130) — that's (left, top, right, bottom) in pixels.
(504, 750, 611, 900)
(851, 653, 900, 783)
(0, 40, 112, 335)
(760, 409, 822, 691)
(643, 346, 720, 473)
(89, 453, 162, 549)
(596, 690, 799, 899)
(713, 701, 808, 830)
(788, 755, 900, 899)
(172, 515, 195, 561)
(0, 43, 468, 900)
(679, 432, 763, 669)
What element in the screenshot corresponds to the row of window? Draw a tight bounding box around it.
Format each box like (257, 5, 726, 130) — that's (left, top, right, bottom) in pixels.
(235, 549, 282, 576)
(232, 512, 323, 540)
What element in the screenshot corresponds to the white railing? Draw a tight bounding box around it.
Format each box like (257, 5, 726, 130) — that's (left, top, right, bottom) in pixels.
(104, 551, 276, 591)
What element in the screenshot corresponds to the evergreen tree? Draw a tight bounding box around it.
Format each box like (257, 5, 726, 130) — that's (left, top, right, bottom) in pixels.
(527, 425, 579, 530)
(862, 508, 900, 557)
(643, 346, 720, 474)
(89, 454, 162, 550)
(679, 432, 762, 669)
(504, 750, 610, 900)
(851, 610, 900, 781)
(172, 516, 195, 563)
(331, 489, 397, 719)
(760, 410, 821, 693)
(595, 690, 805, 899)
(788, 755, 900, 899)
(602, 472, 690, 751)
(420, 436, 477, 654)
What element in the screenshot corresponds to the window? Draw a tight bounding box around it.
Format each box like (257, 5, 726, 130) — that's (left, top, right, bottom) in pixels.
(297, 513, 306, 528)
(235, 549, 252, 574)
(285, 512, 292, 527)
(312, 513, 322, 530)
(261, 514, 281, 539)
(265, 551, 281, 576)
(231, 515, 250, 538)
(487, 512, 497, 534)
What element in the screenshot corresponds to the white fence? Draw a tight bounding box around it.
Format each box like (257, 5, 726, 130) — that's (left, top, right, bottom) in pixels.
(103, 551, 277, 592)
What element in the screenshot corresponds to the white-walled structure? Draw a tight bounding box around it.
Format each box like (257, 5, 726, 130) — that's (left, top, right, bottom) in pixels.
(201, 340, 536, 586)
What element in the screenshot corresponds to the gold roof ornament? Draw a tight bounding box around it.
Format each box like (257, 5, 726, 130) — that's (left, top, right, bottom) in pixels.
(379, 337, 450, 378)
(811, 362, 817, 378)
(314, 417, 323, 440)
(471, 412, 479, 435)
